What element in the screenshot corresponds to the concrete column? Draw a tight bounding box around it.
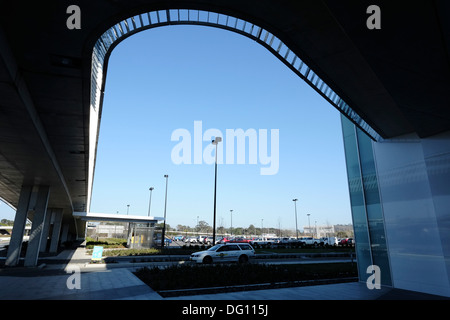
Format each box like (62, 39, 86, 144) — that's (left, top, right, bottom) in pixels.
(5, 186, 33, 266)
(60, 223, 69, 244)
(49, 209, 63, 253)
(39, 208, 53, 253)
(24, 185, 50, 267)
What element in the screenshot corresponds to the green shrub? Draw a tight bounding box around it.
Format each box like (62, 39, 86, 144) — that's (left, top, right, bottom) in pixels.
(134, 263, 357, 291)
(102, 248, 160, 257)
(85, 237, 127, 249)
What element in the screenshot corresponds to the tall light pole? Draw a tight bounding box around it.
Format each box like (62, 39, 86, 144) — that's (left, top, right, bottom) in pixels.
(126, 204, 130, 247)
(307, 213, 311, 236)
(230, 209, 233, 236)
(161, 175, 169, 249)
(212, 137, 222, 245)
(196, 216, 199, 236)
(315, 220, 317, 239)
(261, 219, 264, 238)
(148, 187, 154, 217)
(293, 199, 299, 240)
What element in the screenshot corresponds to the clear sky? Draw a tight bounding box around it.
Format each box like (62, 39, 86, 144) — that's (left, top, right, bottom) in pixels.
(1, 25, 352, 231)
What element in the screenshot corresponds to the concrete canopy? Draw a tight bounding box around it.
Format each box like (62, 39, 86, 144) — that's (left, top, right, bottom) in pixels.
(73, 212, 164, 224)
(0, 0, 449, 236)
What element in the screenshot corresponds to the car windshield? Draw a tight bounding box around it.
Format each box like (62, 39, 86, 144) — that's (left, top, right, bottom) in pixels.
(208, 245, 221, 251)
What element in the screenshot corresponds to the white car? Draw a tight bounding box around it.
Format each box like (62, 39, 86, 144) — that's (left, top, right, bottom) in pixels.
(183, 237, 197, 243)
(190, 243, 255, 264)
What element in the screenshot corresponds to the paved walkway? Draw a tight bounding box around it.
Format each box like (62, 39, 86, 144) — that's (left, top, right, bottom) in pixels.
(0, 246, 447, 300)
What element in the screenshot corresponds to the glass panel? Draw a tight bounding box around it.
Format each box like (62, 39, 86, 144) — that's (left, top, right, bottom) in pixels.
(169, 9, 178, 21)
(341, 114, 392, 286)
(356, 129, 392, 286)
(179, 9, 189, 21)
(198, 10, 209, 22)
(341, 115, 372, 280)
(218, 14, 228, 26)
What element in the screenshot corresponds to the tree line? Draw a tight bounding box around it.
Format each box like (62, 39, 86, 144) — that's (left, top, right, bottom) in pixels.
(156, 221, 353, 238)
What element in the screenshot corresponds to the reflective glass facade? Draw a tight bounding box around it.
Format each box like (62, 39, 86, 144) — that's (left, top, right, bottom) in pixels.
(372, 132, 450, 296)
(341, 115, 392, 286)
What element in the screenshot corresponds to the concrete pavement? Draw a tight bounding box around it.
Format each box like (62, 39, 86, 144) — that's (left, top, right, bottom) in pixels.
(0, 246, 447, 300)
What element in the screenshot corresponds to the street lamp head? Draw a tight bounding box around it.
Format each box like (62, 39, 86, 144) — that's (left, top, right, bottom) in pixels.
(212, 137, 222, 145)
(164, 174, 168, 178)
(149, 187, 154, 191)
(293, 199, 298, 202)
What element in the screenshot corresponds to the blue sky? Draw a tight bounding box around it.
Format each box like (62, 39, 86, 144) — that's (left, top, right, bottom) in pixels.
(1, 25, 352, 231)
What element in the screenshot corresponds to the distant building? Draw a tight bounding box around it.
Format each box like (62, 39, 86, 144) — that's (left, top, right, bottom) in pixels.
(303, 225, 335, 238)
(334, 224, 354, 234)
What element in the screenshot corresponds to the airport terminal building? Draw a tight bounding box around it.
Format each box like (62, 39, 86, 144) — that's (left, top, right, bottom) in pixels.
(0, 1, 449, 298)
(342, 115, 450, 296)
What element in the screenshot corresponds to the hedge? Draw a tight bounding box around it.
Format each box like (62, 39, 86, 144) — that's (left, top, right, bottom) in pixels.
(134, 263, 357, 292)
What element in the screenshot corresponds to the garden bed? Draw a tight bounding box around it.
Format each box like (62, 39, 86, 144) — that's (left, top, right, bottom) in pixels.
(85, 237, 127, 249)
(134, 262, 358, 297)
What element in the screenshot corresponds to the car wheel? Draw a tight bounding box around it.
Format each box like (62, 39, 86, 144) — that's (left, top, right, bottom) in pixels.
(238, 255, 248, 264)
(202, 256, 213, 264)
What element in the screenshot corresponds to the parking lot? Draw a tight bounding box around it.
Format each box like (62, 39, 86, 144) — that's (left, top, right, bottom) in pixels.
(168, 235, 355, 249)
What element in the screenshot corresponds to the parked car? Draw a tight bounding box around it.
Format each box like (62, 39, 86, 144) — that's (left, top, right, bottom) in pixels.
(184, 236, 197, 243)
(249, 238, 273, 247)
(218, 237, 231, 243)
(190, 243, 255, 264)
(320, 237, 339, 246)
(298, 237, 320, 246)
(228, 237, 252, 243)
(339, 238, 349, 246)
(203, 236, 214, 245)
(154, 237, 172, 246)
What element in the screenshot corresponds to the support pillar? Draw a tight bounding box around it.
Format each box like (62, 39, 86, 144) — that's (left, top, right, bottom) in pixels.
(60, 223, 69, 244)
(24, 185, 50, 267)
(49, 209, 63, 253)
(5, 186, 33, 266)
(39, 208, 53, 253)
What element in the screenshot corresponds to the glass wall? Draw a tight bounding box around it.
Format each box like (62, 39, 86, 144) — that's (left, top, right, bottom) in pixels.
(341, 115, 392, 286)
(341, 115, 372, 280)
(373, 133, 450, 295)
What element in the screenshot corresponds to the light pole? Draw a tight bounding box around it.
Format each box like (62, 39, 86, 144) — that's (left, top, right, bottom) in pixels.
(212, 137, 222, 245)
(147, 187, 154, 217)
(126, 204, 130, 247)
(315, 220, 317, 239)
(230, 209, 233, 236)
(293, 199, 299, 240)
(307, 213, 311, 236)
(261, 219, 264, 238)
(161, 174, 169, 249)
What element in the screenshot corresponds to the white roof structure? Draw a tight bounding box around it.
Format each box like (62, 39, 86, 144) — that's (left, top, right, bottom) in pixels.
(73, 212, 164, 224)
